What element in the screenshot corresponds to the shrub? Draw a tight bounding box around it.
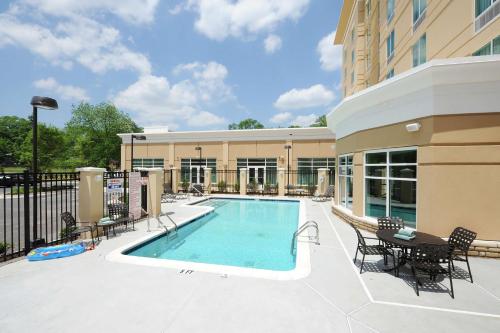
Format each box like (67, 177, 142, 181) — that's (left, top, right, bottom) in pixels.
(217, 180, 226, 192)
(0, 242, 10, 254)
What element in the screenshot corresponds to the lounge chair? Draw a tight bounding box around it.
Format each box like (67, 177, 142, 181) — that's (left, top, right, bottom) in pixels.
(312, 185, 334, 201)
(191, 184, 204, 196)
(349, 223, 395, 274)
(448, 227, 477, 283)
(60, 212, 95, 246)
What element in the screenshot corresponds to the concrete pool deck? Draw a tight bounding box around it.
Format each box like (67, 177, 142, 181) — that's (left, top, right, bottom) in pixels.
(0, 196, 499, 332)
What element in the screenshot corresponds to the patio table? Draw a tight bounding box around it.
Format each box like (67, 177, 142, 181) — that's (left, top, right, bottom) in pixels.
(376, 229, 447, 273)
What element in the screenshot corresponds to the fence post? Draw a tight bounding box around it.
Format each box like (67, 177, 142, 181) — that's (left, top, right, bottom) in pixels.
(171, 167, 178, 193)
(23, 170, 30, 254)
(76, 168, 106, 235)
(146, 168, 163, 218)
(278, 168, 285, 196)
(239, 168, 247, 195)
(317, 168, 329, 196)
(204, 168, 212, 194)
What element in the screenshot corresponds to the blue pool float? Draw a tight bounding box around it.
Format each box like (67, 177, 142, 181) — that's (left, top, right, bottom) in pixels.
(27, 243, 86, 261)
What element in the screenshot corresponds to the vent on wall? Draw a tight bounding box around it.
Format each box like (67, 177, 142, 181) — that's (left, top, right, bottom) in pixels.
(475, 1, 500, 32)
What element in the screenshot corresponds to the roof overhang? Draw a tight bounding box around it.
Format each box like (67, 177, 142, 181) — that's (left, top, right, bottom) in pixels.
(118, 127, 335, 144)
(327, 56, 500, 139)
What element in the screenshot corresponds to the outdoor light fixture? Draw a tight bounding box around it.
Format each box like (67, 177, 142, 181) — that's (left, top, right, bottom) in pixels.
(406, 122, 421, 132)
(30, 96, 58, 246)
(131, 134, 146, 171)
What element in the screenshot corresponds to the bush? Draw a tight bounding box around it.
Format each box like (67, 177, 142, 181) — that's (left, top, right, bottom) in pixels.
(217, 180, 226, 192)
(234, 183, 240, 192)
(181, 181, 189, 192)
(0, 242, 10, 254)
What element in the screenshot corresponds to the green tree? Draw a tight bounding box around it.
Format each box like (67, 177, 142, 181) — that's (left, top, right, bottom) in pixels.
(19, 123, 67, 171)
(310, 115, 327, 127)
(66, 102, 141, 168)
(0, 116, 31, 166)
(228, 118, 264, 130)
(288, 125, 301, 128)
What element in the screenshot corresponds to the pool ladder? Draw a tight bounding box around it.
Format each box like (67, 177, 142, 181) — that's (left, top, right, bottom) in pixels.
(291, 220, 320, 255)
(158, 211, 178, 239)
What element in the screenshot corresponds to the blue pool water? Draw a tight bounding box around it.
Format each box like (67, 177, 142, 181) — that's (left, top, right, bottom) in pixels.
(125, 198, 300, 271)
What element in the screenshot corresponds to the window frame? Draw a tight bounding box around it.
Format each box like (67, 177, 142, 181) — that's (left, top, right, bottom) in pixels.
(387, 30, 395, 63)
(413, 0, 427, 25)
(338, 154, 354, 211)
(364, 147, 418, 229)
(412, 33, 426, 67)
(132, 158, 164, 169)
(387, 0, 395, 23)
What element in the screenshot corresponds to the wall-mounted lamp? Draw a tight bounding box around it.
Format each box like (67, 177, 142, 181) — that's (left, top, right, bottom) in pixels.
(406, 122, 421, 132)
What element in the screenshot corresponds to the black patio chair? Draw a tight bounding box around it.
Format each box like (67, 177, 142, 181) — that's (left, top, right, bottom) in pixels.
(349, 223, 395, 274)
(191, 184, 204, 196)
(377, 217, 405, 275)
(60, 212, 95, 246)
(448, 227, 477, 283)
(409, 243, 454, 298)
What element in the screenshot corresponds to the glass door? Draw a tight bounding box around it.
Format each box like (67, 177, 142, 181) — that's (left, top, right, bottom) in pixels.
(248, 167, 265, 185)
(190, 166, 205, 185)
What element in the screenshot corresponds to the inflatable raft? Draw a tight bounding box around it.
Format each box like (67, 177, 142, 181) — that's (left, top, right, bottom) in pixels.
(27, 243, 86, 261)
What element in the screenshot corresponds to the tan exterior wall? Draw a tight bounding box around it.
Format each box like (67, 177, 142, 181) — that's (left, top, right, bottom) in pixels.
(334, 113, 500, 240)
(338, 0, 500, 96)
(122, 139, 336, 171)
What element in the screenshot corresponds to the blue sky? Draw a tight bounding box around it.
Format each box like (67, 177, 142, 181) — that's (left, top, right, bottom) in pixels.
(0, 0, 343, 130)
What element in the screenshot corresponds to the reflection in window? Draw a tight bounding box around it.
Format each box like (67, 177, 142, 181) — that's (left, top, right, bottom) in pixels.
(365, 149, 417, 228)
(339, 155, 354, 210)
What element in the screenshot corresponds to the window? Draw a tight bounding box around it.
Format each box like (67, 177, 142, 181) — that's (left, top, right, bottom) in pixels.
(473, 36, 500, 56)
(386, 68, 394, 79)
(413, 0, 427, 24)
(366, 0, 371, 17)
(237, 158, 277, 185)
(338, 155, 353, 210)
(365, 149, 417, 228)
(351, 49, 355, 64)
(476, 0, 498, 17)
(297, 158, 336, 185)
(412, 34, 426, 67)
(351, 70, 355, 85)
(180, 158, 216, 184)
(387, 0, 395, 22)
(387, 30, 395, 62)
(132, 158, 164, 168)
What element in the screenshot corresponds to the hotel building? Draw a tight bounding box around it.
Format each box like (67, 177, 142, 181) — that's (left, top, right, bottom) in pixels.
(328, 0, 500, 254)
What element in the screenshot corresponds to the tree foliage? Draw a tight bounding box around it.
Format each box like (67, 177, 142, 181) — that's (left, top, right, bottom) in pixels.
(310, 115, 327, 127)
(19, 124, 66, 171)
(228, 118, 264, 130)
(0, 116, 31, 166)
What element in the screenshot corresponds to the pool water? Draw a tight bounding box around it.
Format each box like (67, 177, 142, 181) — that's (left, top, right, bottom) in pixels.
(125, 198, 300, 271)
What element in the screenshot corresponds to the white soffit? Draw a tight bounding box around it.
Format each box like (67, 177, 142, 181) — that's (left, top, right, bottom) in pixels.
(327, 56, 500, 139)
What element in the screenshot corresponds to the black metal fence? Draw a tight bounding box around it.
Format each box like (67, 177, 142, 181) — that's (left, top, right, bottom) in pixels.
(103, 171, 128, 217)
(285, 170, 317, 196)
(210, 170, 239, 193)
(0, 171, 79, 262)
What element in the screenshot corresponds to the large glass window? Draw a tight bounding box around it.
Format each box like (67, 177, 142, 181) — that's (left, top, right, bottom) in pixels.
(132, 158, 164, 169)
(412, 34, 426, 67)
(339, 155, 353, 210)
(387, 0, 395, 22)
(386, 68, 394, 79)
(387, 30, 395, 62)
(237, 158, 277, 185)
(476, 0, 498, 17)
(473, 36, 500, 56)
(180, 158, 216, 184)
(413, 0, 427, 24)
(297, 158, 336, 185)
(365, 149, 417, 228)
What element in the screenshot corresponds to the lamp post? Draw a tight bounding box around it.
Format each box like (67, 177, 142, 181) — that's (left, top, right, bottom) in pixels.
(284, 144, 292, 190)
(131, 134, 146, 171)
(195, 146, 202, 184)
(30, 96, 58, 245)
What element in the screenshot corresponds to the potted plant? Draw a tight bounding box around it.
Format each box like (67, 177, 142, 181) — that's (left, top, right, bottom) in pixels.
(217, 180, 226, 192)
(234, 182, 240, 192)
(0, 242, 10, 255)
(181, 180, 189, 192)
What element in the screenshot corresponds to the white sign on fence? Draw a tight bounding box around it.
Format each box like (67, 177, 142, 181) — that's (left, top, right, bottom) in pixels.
(107, 178, 123, 193)
(129, 172, 142, 219)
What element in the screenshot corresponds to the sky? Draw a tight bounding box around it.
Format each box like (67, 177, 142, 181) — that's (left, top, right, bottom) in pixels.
(0, 0, 343, 131)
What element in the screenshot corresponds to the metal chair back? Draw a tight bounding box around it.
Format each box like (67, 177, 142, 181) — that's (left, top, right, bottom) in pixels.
(61, 212, 77, 229)
(448, 227, 477, 253)
(377, 217, 404, 230)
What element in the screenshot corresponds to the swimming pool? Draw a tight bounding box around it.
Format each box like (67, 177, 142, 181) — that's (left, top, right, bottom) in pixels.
(125, 198, 299, 271)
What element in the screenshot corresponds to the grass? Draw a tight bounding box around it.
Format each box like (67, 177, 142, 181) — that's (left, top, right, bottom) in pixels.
(1, 167, 76, 173)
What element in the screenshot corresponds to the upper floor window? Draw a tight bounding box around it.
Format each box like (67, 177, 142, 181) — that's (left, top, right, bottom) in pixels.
(351, 70, 355, 85)
(473, 35, 500, 55)
(387, 0, 395, 22)
(387, 30, 395, 62)
(351, 49, 355, 64)
(413, 0, 427, 25)
(366, 0, 371, 17)
(412, 34, 426, 67)
(351, 27, 355, 42)
(476, 0, 498, 17)
(133, 158, 164, 169)
(386, 68, 395, 79)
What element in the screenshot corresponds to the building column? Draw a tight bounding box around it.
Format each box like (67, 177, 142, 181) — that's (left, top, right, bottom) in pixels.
(317, 168, 329, 195)
(278, 168, 285, 196)
(239, 168, 247, 195)
(145, 168, 163, 218)
(204, 168, 212, 194)
(171, 167, 178, 193)
(77, 167, 106, 238)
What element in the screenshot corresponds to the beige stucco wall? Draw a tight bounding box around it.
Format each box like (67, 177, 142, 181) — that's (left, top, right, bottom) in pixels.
(334, 113, 500, 240)
(340, 0, 500, 96)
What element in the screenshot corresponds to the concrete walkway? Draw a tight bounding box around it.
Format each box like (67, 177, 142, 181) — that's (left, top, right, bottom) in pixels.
(0, 197, 499, 333)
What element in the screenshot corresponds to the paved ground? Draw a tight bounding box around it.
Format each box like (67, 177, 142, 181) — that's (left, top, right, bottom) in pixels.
(0, 196, 499, 333)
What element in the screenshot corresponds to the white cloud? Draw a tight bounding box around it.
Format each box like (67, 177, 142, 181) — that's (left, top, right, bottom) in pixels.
(269, 112, 292, 124)
(274, 84, 335, 110)
(113, 61, 232, 128)
(0, 14, 151, 75)
(317, 30, 342, 71)
(33, 77, 89, 101)
(264, 34, 282, 54)
(290, 114, 317, 127)
(183, 0, 310, 41)
(20, 0, 159, 25)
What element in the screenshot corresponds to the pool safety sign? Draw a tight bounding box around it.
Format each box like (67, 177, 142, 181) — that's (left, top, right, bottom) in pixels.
(107, 178, 124, 193)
